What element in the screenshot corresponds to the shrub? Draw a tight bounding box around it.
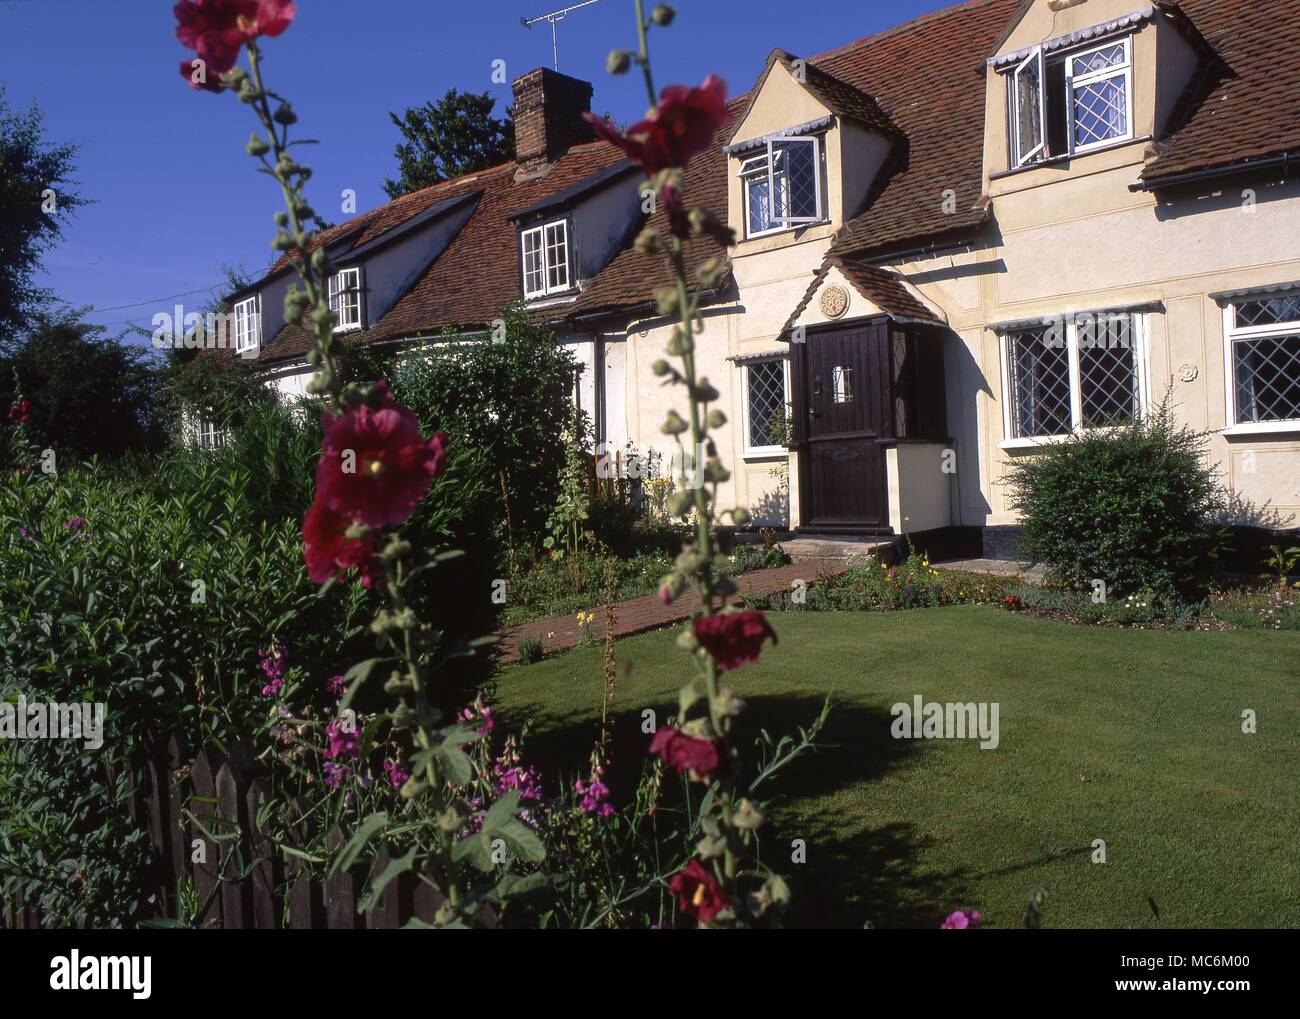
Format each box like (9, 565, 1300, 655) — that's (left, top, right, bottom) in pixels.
(517, 635, 544, 664)
(1002, 400, 1224, 599)
(0, 461, 369, 925)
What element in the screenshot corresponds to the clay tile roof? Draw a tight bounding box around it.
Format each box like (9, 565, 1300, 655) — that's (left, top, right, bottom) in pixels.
(821, 0, 1025, 259)
(779, 257, 943, 338)
(565, 100, 742, 322)
(1140, 0, 1300, 185)
(250, 141, 632, 362)
(725, 49, 901, 145)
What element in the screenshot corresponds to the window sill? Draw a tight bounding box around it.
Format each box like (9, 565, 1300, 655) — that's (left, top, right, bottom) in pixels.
(332, 324, 362, 335)
(989, 134, 1151, 182)
(1220, 422, 1300, 438)
(524, 292, 580, 310)
(741, 447, 788, 461)
(999, 435, 1072, 450)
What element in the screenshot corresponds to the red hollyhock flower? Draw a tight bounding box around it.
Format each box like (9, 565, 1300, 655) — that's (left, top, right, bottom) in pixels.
(174, 0, 297, 79)
(668, 860, 729, 924)
(649, 726, 723, 779)
(179, 58, 227, 92)
(693, 611, 777, 671)
(316, 397, 447, 528)
(7, 399, 30, 426)
(302, 500, 382, 588)
(584, 74, 728, 176)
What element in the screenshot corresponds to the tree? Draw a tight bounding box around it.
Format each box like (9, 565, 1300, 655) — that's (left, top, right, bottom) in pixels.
(0, 308, 163, 460)
(382, 90, 513, 199)
(0, 88, 86, 344)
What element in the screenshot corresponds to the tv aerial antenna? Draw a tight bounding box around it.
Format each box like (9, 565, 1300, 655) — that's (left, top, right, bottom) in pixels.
(522, 0, 603, 72)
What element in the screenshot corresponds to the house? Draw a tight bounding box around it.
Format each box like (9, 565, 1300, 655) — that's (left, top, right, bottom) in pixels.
(217, 0, 1300, 555)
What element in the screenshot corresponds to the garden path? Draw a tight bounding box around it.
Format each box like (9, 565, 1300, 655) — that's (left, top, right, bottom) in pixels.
(497, 562, 845, 664)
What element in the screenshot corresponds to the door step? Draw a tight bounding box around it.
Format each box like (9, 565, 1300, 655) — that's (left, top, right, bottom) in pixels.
(781, 534, 899, 567)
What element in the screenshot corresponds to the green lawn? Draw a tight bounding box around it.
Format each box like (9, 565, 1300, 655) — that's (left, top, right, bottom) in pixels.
(496, 607, 1300, 928)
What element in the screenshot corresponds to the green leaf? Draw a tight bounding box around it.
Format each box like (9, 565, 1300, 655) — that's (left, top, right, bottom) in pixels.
(480, 789, 520, 836)
(435, 745, 473, 786)
(340, 657, 390, 710)
(356, 846, 417, 913)
(497, 818, 545, 863)
(328, 811, 388, 877)
(451, 833, 494, 872)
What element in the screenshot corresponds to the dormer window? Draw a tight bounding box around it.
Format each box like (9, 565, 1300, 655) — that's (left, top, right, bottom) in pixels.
(738, 137, 823, 237)
(521, 219, 570, 299)
(232, 294, 260, 354)
(328, 267, 363, 332)
(1010, 36, 1133, 167)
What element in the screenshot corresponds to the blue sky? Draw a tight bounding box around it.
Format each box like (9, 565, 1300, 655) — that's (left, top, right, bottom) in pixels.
(0, 0, 954, 336)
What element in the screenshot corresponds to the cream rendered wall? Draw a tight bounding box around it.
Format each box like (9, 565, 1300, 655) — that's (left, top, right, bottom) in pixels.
(818, 0, 1300, 531)
(603, 59, 897, 527)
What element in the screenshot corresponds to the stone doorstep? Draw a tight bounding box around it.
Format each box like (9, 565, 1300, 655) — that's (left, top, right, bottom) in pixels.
(781, 536, 898, 566)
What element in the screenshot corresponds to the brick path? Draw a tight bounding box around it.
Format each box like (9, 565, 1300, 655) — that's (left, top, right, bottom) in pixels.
(497, 562, 846, 664)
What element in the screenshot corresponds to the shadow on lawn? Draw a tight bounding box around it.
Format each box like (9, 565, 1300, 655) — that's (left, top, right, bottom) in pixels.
(507, 690, 983, 928)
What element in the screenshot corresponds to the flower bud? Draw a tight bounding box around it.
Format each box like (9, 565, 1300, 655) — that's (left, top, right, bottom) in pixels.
(667, 489, 694, 517)
(706, 409, 727, 428)
(651, 359, 672, 377)
(246, 133, 270, 157)
(732, 507, 751, 526)
(654, 287, 679, 316)
(634, 227, 663, 254)
(274, 211, 289, 228)
(607, 49, 633, 74)
(666, 327, 692, 356)
(651, 3, 677, 26)
(311, 248, 329, 272)
(660, 410, 689, 435)
(273, 101, 297, 125)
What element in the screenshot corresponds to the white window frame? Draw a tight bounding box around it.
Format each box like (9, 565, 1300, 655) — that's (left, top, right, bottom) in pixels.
(1065, 37, 1134, 155)
(196, 418, 225, 450)
(741, 357, 791, 457)
(998, 313, 1150, 448)
(1007, 35, 1135, 166)
(738, 136, 824, 238)
(1012, 46, 1046, 167)
(521, 218, 571, 300)
(232, 294, 260, 354)
(328, 267, 363, 332)
(1221, 294, 1300, 435)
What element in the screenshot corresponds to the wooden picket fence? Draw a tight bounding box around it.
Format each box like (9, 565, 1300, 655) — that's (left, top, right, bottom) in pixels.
(2, 734, 475, 930)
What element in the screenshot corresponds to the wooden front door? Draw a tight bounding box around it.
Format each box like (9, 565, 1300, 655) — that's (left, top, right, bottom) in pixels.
(797, 321, 891, 530)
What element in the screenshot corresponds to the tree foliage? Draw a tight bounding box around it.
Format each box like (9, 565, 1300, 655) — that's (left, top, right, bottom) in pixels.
(0, 88, 86, 343)
(0, 307, 164, 460)
(382, 89, 513, 199)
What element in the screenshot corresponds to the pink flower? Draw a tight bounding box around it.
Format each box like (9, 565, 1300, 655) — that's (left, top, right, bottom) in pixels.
(383, 758, 409, 788)
(649, 725, 723, 780)
(324, 719, 360, 764)
(302, 500, 382, 587)
(174, 0, 297, 86)
(692, 611, 777, 671)
(584, 75, 729, 176)
(326, 674, 347, 697)
(315, 393, 447, 528)
(668, 860, 729, 924)
(940, 909, 982, 929)
(7, 399, 29, 426)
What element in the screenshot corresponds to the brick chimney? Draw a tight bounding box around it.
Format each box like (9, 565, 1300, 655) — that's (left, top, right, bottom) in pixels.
(512, 68, 596, 179)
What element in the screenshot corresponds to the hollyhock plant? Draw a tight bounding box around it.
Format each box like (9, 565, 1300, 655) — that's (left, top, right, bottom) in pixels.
(7, 399, 29, 426)
(692, 611, 778, 671)
(584, 74, 728, 176)
(302, 500, 382, 587)
(175, 0, 297, 86)
(668, 859, 729, 924)
(649, 725, 722, 780)
(316, 397, 448, 528)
